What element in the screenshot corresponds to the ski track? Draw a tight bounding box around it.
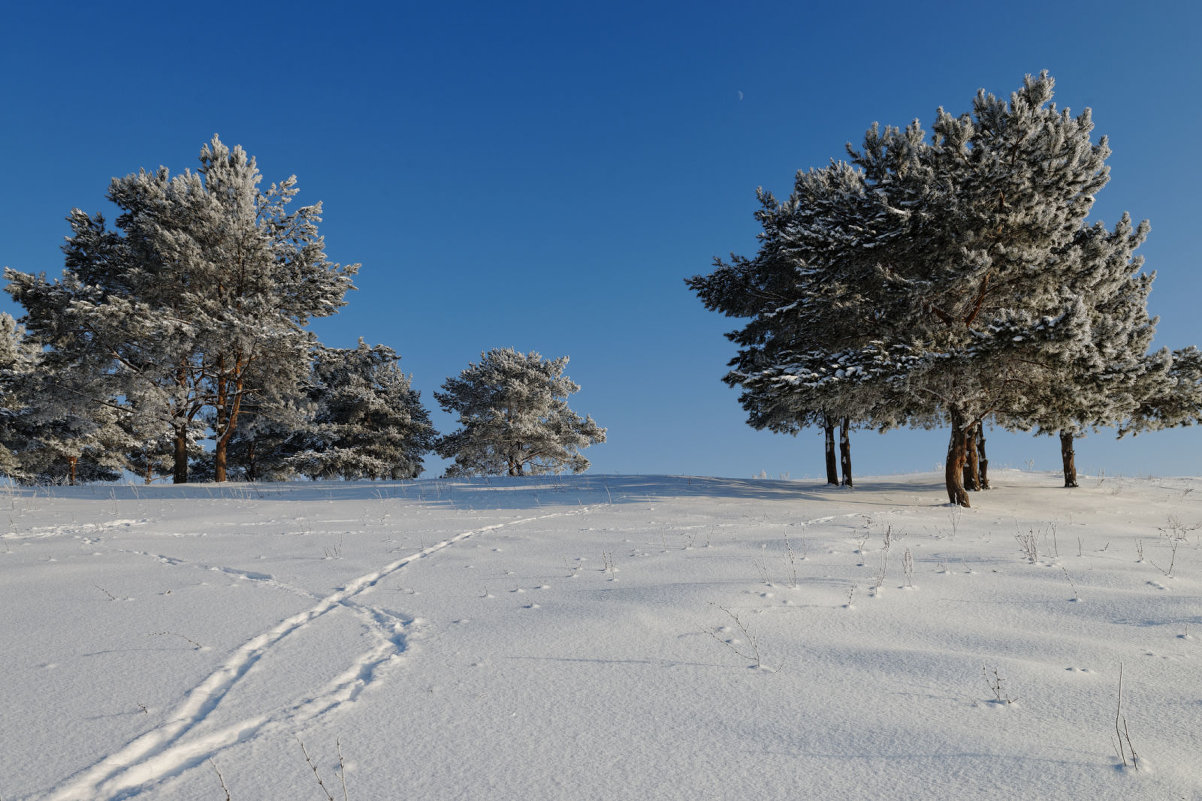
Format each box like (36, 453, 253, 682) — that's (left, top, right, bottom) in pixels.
(41, 506, 593, 801)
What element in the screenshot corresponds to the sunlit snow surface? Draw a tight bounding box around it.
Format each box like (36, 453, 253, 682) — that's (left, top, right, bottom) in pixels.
(1, 471, 1199, 800)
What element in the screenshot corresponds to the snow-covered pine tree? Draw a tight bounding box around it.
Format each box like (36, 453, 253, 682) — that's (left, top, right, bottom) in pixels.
(190, 138, 356, 482)
(688, 161, 906, 487)
(15, 398, 131, 485)
(0, 314, 40, 479)
(837, 73, 1139, 506)
(0, 312, 132, 484)
(290, 341, 436, 480)
(695, 73, 1185, 507)
(5, 136, 358, 483)
(18, 203, 210, 484)
(434, 348, 606, 477)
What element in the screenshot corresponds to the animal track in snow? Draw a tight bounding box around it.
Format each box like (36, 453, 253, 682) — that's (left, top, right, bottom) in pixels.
(121, 550, 318, 601)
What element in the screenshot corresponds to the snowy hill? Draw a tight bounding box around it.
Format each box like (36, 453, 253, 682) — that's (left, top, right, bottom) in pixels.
(1, 472, 1199, 800)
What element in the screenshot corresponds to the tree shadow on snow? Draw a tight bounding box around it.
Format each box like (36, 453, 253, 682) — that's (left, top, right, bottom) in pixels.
(7, 473, 953, 511)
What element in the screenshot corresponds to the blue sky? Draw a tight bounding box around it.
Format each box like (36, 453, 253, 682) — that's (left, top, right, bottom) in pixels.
(2, 1, 1200, 480)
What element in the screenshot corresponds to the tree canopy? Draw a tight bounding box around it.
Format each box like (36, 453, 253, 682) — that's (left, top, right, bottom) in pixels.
(434, 348, 606, 477)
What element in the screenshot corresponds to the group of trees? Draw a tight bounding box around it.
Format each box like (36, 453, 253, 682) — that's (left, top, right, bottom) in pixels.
(10, 77, 1196, 497)
(691, 73, 1201, 506)
(1, 137, 604, 485)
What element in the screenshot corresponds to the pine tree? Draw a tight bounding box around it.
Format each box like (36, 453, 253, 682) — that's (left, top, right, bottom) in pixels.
(291, 342, 436, 480)
(695, 73, 1190, 506)
(844, 74, 1170, 505)
(16, 399, 131, 485)
(0, 314, 40, 479)
(688, 161, 915, 486)
(0, 313, 132, 484)
(5, 136, 357, 483)
(434, 348, 605, 477)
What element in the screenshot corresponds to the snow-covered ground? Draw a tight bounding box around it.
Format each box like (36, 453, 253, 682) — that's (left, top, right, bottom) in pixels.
(1, 471, 1199, 800)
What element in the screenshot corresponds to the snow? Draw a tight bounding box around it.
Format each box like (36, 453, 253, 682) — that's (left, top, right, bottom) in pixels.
(2, 472, 1200, 800)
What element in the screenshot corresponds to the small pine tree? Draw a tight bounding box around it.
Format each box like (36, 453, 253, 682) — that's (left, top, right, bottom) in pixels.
(292, 342, 436, 480)
(0, 313, 132, 484)
(16, 401, 131, 485)
(434, 348, 605, 477)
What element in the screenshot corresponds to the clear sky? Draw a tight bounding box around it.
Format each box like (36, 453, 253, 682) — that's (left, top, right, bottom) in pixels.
(2, 0, 1199, 480)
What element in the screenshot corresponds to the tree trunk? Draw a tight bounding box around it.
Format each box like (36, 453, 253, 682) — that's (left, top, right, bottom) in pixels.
(67, 455, 78, 486)
(962, 421, 980, 491)
(214, 440, 228, 483)
(173, 424, 189, 484)
(838, 417, 853, 487)
(1060, 430, 1079, 488)
(144, 459, 153, 486)
(977, 426, 990, 489)
(945, 405, 971, 507)
(173, 360, 190, 484)
(214, 356, 229, 482)
(212, 354, 247, 483)
(245, 440, 258, 483)
(823, 419, 838, 485)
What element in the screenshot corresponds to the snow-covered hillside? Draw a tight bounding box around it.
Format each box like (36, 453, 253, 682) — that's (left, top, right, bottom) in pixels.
(1, 471, 1199, 800)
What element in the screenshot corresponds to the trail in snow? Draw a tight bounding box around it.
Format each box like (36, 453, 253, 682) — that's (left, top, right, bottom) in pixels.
(42, 507, 593, 801)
